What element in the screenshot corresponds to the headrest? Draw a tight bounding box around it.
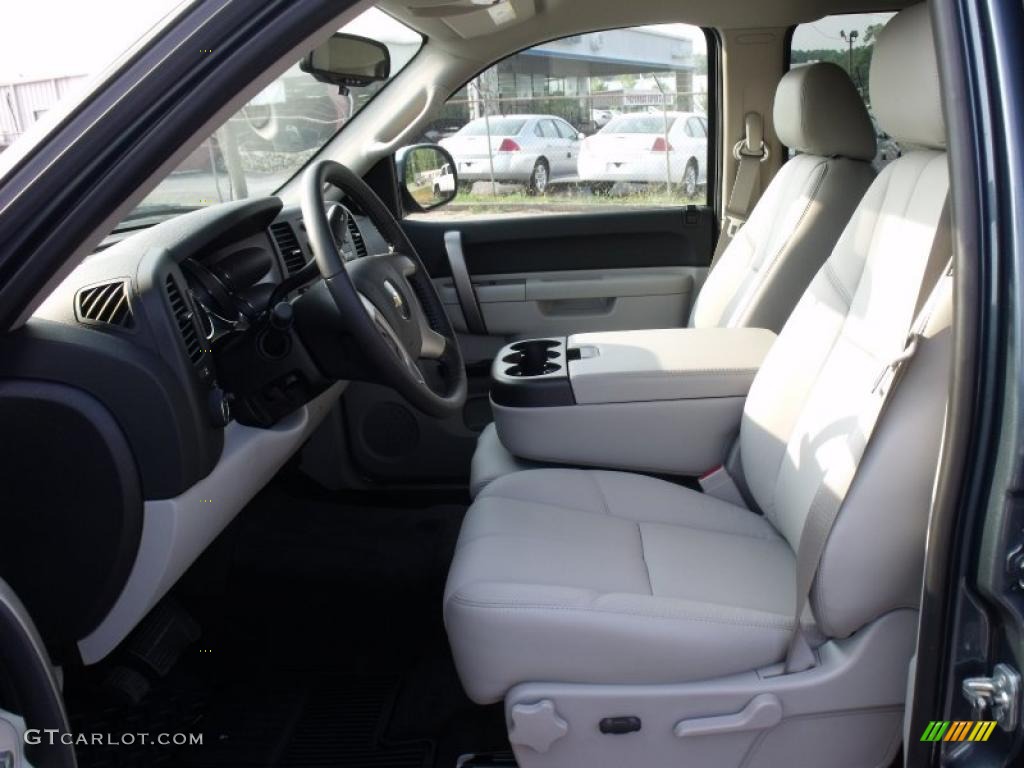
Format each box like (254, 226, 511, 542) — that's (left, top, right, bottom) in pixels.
(869, 3, 945, 149)
(773, 63, 876, 161)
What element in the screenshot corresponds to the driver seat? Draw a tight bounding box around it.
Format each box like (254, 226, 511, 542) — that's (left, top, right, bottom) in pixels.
(445, 7, 950, 767)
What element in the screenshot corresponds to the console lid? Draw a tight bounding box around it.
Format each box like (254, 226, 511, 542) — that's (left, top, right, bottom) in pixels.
(568, 328, 777, 404)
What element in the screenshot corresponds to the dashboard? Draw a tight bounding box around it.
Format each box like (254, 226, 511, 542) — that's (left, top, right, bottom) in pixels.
(29, 195, 388, 491)
(0, 194, 392, 664)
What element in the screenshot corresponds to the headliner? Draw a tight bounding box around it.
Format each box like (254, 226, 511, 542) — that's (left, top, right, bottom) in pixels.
(379, 0, 908, 61)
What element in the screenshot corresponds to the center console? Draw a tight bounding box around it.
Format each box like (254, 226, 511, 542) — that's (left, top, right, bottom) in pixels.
(489, 328, 777, 476)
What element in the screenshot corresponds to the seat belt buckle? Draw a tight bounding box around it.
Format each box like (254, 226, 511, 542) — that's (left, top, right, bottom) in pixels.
(872, 334, 921, 394)
(699, 466, 748, 507)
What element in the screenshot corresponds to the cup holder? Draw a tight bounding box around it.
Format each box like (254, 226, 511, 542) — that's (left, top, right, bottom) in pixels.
(503, 339, 562, 377)
(502, 350, 557, 365)
(506, 362, 562, 377)
(510, 339, 559, 352)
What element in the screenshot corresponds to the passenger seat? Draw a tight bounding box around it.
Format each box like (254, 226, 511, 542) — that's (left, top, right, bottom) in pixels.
(470, 62, 878, 497)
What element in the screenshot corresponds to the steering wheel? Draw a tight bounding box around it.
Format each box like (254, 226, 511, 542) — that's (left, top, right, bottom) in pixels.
(301, 160, 467, 418)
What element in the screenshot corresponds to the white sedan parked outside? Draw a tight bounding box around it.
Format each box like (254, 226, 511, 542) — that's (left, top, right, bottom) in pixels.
(440, 114, 584, 194)
(577, 111, 709, 197)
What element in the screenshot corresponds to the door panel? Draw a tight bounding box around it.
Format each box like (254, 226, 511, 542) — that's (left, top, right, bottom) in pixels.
(339, 207, 714, 485)
(438, 268, 695, 337)
(418, 207, 712, 340)
(406, 207, 714, 275)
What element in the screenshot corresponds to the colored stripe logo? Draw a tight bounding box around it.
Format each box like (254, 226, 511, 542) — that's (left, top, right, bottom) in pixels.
(920, 720, 997, 742)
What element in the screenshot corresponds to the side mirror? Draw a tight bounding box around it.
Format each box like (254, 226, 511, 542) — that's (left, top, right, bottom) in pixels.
(300, 33, 390, 89)
(396, 144, 459, 212)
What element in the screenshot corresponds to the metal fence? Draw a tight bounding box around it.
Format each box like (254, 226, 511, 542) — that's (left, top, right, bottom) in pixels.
(423, 89, 709, 204)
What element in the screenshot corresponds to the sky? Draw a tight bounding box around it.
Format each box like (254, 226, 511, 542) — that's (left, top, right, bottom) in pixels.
(1, 1, 708, 84)
(640, 24, 708, 56)
(792, 12, 896, 51)
(0, 3, 883, 86)
(0, 0, 184, 82)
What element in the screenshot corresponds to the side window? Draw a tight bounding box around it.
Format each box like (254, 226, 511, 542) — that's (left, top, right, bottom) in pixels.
(555, 120, 578, 140)
(789, 12, 899, 171)
(412, 23, 710, 218)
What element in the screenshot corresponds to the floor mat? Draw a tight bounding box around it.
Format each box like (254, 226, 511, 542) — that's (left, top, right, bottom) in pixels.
(70, 675, 433, 768)
(67, 479, 506, 767)
(191, 677, 433, 768)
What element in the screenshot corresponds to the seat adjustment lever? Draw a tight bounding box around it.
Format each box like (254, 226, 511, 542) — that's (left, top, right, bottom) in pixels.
(674, 694, 781, 739)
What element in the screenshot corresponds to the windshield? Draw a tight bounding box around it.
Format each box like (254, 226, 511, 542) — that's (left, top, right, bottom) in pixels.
(124, 7, 421, 225)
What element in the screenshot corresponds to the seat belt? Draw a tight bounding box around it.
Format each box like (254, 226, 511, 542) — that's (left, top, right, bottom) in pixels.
(711, 112, 769, 266)
(784, 197, 952, 673)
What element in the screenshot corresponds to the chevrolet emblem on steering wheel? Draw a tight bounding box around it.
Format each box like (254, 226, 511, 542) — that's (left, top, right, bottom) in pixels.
(383, 280, 409, 320)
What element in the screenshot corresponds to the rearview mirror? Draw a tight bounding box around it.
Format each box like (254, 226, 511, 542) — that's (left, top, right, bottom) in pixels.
(396, 145, 459, 212)
(300, 33, 390, 89)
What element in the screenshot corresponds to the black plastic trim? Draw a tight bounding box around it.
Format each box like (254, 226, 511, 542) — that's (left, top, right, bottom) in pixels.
(0, 380, 143, 653)
(599, 716, 642, 735)
(0, 320, 217, 499)
(908, 0, 1024, 765)
(704, 26, 722, 221)
(405, 207, 715, 278)
(490, 374, 576, 408)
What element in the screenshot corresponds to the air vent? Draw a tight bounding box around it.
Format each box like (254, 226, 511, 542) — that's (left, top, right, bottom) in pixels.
(346, 217, 368, 258)
(270, 221, 307, 275)
(75, 280, 134, 329)
(165, 275, 203, 366)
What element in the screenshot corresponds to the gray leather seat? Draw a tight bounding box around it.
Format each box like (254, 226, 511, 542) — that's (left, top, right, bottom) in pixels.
(469, 62, 877, 498)
(448, 469, 810, 699)
(689, 61, 876, 331)
(446, 7, 950, 765)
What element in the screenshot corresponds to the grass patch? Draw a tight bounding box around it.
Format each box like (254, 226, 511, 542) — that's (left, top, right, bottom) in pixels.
(434, 183, 704, 216)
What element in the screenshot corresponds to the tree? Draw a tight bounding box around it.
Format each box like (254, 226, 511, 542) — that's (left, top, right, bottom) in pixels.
(862, 23, 884, 44)
(791, 41, 877, 103)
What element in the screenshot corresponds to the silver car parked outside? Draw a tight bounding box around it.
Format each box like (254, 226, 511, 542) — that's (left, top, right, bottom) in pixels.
(440, 114, 583, 194)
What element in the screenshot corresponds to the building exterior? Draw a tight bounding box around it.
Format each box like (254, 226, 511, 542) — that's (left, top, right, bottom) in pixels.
(439, 25, 702, 134)
(1, 75, 88, 152)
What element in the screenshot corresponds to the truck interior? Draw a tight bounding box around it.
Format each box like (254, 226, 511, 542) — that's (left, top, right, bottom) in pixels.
(0, 0, 1015, 766)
